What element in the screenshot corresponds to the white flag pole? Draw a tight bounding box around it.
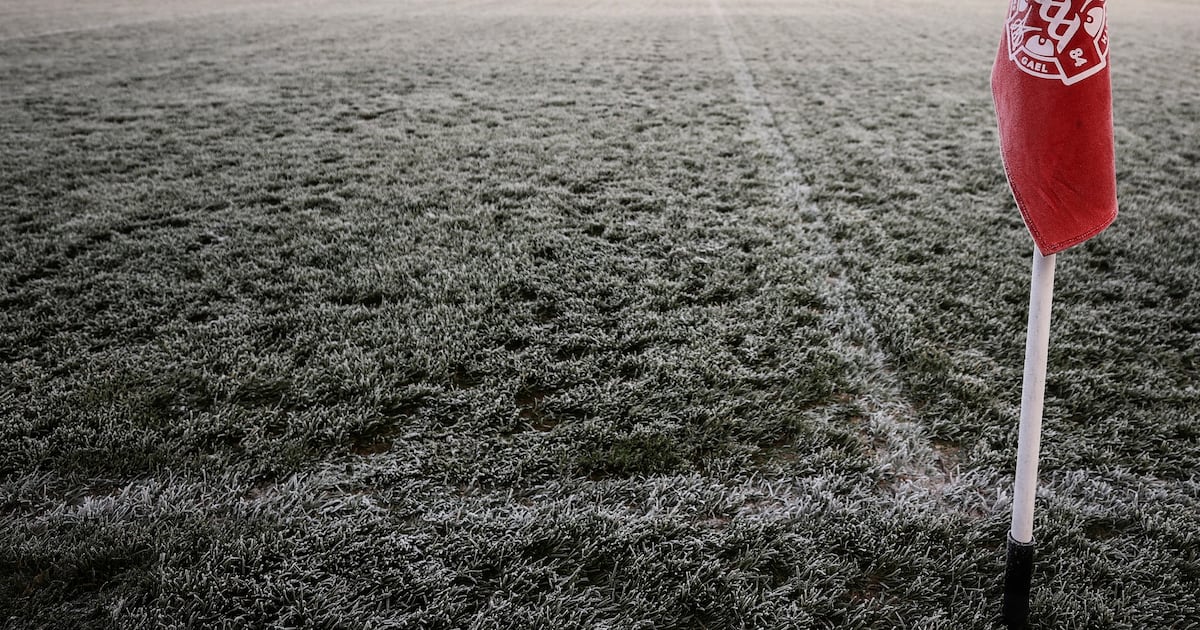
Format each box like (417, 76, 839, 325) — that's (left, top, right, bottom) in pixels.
(1003, 246, 1056, 628)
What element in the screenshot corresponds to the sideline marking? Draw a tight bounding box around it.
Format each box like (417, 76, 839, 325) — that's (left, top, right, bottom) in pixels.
(708, 0, 951, 496)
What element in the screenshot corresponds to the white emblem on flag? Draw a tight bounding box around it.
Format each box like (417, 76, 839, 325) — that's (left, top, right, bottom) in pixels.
(1005, 0, 1109, 85)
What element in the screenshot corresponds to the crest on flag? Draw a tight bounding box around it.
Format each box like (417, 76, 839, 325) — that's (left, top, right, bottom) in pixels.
(1005, 0, 1109, 85)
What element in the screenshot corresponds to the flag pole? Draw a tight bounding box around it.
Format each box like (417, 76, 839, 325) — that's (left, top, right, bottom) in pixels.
(1003, 246, 1056, 628)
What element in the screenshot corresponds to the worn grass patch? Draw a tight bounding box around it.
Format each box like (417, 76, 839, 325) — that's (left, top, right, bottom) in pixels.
(2, 0, 1198, 628)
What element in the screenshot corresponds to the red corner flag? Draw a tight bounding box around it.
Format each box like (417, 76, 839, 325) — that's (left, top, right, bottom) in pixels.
(992, 0, 1117, 255)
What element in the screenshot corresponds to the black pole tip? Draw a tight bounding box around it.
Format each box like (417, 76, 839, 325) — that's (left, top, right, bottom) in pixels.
(1002, 534, 1036, 628)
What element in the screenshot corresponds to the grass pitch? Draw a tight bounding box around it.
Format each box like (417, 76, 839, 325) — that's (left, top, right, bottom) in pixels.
(2, 0, 1198, 628)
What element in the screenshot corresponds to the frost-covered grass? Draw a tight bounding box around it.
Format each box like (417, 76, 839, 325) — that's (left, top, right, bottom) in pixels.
(1, 1, 1197, 628)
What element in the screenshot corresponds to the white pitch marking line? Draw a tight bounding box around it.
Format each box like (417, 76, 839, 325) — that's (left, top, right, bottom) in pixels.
(708, 0, 951, 496)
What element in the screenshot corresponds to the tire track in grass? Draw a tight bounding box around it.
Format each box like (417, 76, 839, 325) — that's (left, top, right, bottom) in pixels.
(708, 0, 954, 497)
